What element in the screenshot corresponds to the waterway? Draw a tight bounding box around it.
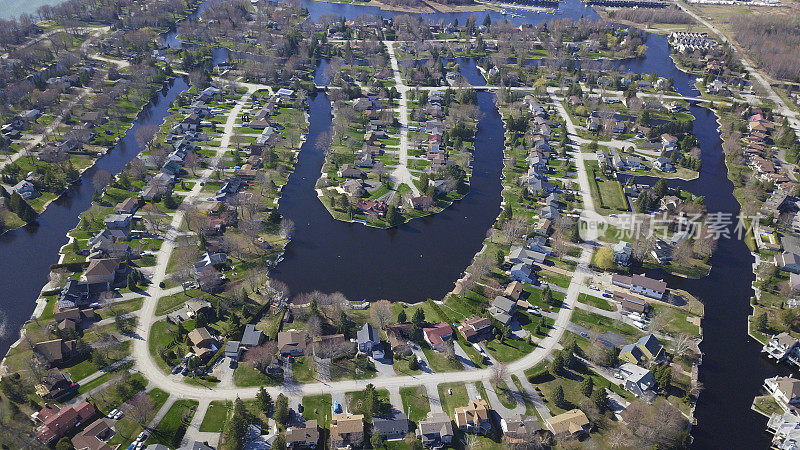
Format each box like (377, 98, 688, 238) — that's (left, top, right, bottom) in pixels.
(0, 77, 190, 357)
(0, 0, 780, 447)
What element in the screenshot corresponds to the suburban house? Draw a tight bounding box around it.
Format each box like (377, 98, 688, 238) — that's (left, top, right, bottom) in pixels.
(458, 317, 493, 343)
(765, 376, 800, 413)
(489, 296, 517, 326)
(630, 274, 668, 299)
(71, 418, 116, 450)
(35, 369, 78, 400)
(653, 157, 675, 172)
(619, 362, 657, 398)
(509, 262, 534, 284)
(778, 252, 800, 274)
(12, 179, 38, 199)
(620, 334, 666, 365)
(527, 236, 552, 255)
(114, 198, 138, 215)
(330, 414, 365, 449)
(34, 402, 95, 444)
(614, 292, 649, 314)
(501, 414, 541, 444)
(504, 281, 525, 301)
(423, 323, 453, 351)
(416, 412, 454, 449)
(454, 399, 492, 435)
(80, 258, 122, 285)
(386, 323, 413, 354)
(286, 420, 319, 449)
(357, 323, 383, 358)
(188, 327, 216, 359)
(278, 329, 308, 357)
(103, 214, 132, 239)
(613, 273, 668, 300)
(545, 409, 590, 437)
(508, 246, 547, 265)
(34, 339, 76, 365)
(372, 413, 409, 440)
(613, 241, 633, 266)
(225, 340, 242, 360)
(763, 333, 800, 364)
(241, 324, 264, 348)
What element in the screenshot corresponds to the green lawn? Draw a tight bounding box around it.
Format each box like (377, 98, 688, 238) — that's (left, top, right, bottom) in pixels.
(346, 388, 390, 419)
(200, 400, 231, 432)
(146, 399, 199, 447)
(421, 347, 464, 372)
(437, 382, 469, 419)
(233, 362, 283, 387)
(571, 308, 643, 340)
(292, 356, 316, 383)
(483, 338, 537, 363)
(586, 160, 629, 214)
(303, 394, 332, 427)
(577, 293, 615, 311)
(399, 386, 431, 423)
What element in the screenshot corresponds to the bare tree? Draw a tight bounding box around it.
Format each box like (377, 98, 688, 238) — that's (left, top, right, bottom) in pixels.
(128, 393, 155, 429)
(92, 170, 112, 193)
(245, 342, 277, 372)
(370, 300, 394, 329)
(490, 363, 509, 384)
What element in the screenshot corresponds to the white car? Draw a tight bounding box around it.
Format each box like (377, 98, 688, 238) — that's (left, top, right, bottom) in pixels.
(107, 409, 118, 419)
(589, 284, 600, 291)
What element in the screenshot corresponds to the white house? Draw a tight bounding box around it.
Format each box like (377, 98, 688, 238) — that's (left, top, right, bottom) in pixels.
(618, 363, 656, 398)
(765, 376, 800, 413)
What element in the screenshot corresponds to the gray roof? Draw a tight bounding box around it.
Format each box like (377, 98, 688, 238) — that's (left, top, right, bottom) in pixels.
(241, 324, 263, 347)
(225, 340, 241, 353)
(492, 296, 517, 313)
(372, 413, 409, 435)
(357, 323, 379, 345)
(418, 412, 453, 437)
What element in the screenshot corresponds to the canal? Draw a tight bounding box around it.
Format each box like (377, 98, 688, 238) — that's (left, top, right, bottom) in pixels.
(0, 0, 779, 447)
(0, 77, 190, 357)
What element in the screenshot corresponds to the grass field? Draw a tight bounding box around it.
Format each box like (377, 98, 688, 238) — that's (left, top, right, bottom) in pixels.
(303, 394, 332, 427)
(437, 382, 469, 419)
(399, 386, 431, 422)
(200, 400, 232, 432)
(146, 399, 199, 447)
(577, 293, 615, 311)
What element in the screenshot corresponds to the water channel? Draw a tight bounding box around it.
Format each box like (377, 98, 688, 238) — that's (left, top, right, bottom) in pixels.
(0, 0, 781, 447)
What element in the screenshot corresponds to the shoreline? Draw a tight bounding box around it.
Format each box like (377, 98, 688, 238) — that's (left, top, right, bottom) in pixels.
(0, 76, 181, 238)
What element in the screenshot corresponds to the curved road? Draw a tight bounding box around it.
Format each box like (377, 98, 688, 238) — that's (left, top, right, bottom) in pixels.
(129, 90, 599, 406)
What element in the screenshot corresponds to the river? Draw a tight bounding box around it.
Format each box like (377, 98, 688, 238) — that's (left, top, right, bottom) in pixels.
(0, 77, 190, 357)
(0, 0, 778, 447)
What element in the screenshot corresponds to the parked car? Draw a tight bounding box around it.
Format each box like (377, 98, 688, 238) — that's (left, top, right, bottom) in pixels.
(107, 409, 118, 419)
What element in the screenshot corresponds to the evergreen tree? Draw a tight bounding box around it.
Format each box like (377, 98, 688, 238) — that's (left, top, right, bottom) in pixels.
(550, 350, 565, 377)
(224, 398, 249, 450)
(127, 272, 138, 291)
(553, 385, 566, 409)
(386, 205, 402, 227)
(754, 312, 768, 332)
(412, 308, 425, 325)
(274, 393, 289, 425)
(591, 388, 608, 413)
(580, 376, 594, 397)
(257, 387, 273, 415)
(272, 435, 286, 450)
(371, 433, 387, 450)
